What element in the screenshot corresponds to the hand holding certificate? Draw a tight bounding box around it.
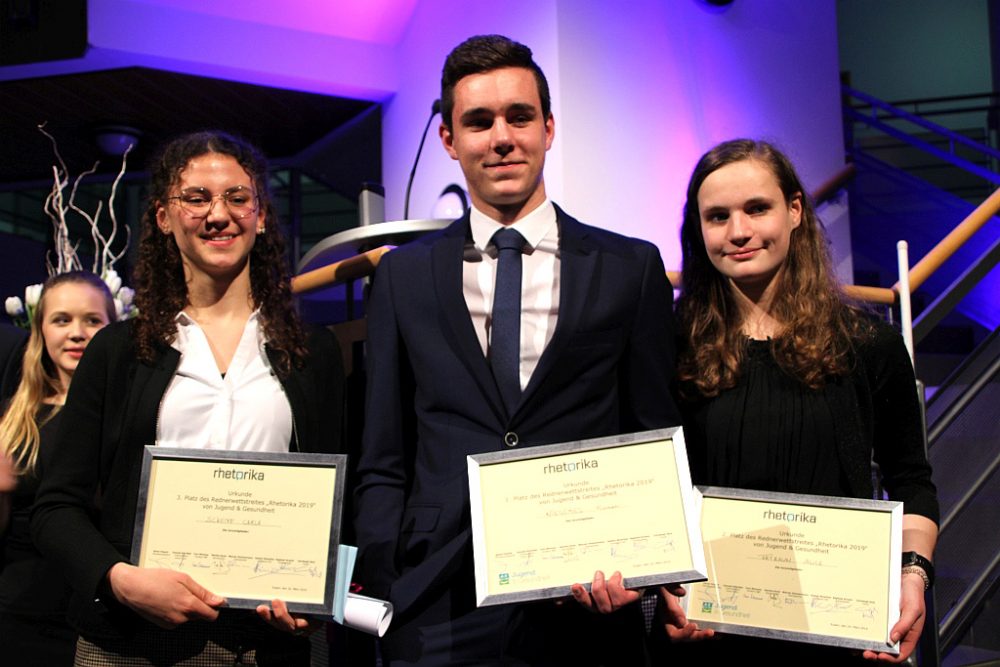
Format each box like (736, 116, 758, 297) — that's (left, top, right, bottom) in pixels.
(570, 570, 642, 613)
(107, 562, 227, 628)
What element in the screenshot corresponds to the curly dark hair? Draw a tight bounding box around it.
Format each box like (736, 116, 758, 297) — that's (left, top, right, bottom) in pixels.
(441, 34, 551, 131)
(133, 130, 306, 375)
(676, 139, 869, 397)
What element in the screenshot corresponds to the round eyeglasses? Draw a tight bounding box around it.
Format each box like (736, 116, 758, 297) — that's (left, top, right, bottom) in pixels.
(167, 186, 258, 219)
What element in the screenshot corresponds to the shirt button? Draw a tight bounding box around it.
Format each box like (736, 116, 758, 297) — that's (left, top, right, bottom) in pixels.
(504, 432, 519, 448)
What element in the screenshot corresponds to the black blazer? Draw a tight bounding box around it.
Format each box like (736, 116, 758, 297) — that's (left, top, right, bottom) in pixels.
(30, 320, 345, 639)
(0, 322, 27, 399)
(353, 206, 680, 617)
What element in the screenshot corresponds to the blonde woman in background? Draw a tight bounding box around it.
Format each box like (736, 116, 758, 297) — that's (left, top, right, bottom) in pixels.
(0, 271, 116, 666)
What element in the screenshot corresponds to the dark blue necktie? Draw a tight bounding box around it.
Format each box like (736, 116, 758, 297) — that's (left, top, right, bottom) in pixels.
(490, 228, 526, 415)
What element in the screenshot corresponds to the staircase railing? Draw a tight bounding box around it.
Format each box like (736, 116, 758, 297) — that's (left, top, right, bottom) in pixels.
(844, 85, 1000, 186)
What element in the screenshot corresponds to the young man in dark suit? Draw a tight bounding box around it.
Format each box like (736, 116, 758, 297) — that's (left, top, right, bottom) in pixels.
(354, 34, 680, 665)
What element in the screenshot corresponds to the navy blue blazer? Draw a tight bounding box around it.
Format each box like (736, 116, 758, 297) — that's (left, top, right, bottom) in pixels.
(354, 205, 680, 617)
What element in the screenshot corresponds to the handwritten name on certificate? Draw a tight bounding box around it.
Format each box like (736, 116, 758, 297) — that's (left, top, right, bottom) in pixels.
(469, 429, 706, 606)
(686, 489, 902, 652)
(136, 457, 337, 606)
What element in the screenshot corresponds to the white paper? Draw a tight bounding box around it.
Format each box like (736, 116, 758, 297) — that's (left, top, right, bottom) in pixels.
(343, 593, 393, 637)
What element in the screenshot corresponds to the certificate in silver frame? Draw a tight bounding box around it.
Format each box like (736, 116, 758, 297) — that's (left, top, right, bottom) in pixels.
(131, 447, 347, 615)
(468, 427, 707, 607)
(685, 486, 903, 654)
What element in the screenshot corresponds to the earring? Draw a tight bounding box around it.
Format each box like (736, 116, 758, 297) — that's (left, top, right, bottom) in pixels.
(257, 225, 265, 234)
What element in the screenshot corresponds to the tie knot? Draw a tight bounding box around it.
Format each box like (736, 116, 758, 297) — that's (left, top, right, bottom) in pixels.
(492, 228, 526, 254)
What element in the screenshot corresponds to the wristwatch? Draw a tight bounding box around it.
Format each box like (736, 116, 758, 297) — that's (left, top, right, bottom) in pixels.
(901, 551, 935, 590)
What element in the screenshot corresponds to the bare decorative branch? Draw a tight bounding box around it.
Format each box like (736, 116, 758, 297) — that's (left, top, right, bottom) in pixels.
(6, 123, 139, 326)
(35, 122, 134, 280)
(102, 145, 134, 271)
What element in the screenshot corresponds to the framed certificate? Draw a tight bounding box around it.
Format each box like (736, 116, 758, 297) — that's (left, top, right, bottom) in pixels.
(131, 447, 347, 615)
(468, 427, 706, 607)
(684, 487, 903, 653)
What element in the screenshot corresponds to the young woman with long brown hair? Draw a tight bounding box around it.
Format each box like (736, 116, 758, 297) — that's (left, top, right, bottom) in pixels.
(664, 139, 938, 663)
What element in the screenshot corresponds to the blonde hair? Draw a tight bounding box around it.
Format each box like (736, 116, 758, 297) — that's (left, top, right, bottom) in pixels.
(0, 272, 115, 474)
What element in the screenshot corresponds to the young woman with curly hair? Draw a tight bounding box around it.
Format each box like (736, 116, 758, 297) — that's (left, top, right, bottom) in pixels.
(661, 139, 938, 664)
(1, 271, 115, 665)
(31, 131, 344, 666)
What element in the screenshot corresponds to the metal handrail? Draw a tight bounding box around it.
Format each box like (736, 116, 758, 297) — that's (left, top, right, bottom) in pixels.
(845, 107, 1000, 186)
(844, 85, 1000, 163)
(883, 91, 999, 108)
(858, 91, 1000, 122)
(896, 186, 1000, 293)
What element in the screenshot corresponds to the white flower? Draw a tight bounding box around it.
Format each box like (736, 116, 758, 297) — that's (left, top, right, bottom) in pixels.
(118, 286, 135, 306)
(103, 269, 122, 296)
(24, 283, 42, 308)
(114, 298, 126, 320)
(5, 296, 24, 318)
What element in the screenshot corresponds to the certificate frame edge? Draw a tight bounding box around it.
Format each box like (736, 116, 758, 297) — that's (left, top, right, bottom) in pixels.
(467, 454, 489, 607)
(469, 427, 681, 466)
(888, 502, 903, 653)
(668, 428, 708, 583)
(469, 427, 707, 607)
(130, 446, 348, 615)
(687, 485, 903, 654)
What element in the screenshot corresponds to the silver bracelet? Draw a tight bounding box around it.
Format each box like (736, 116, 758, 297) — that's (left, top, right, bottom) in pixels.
(902, 565, 930, 591)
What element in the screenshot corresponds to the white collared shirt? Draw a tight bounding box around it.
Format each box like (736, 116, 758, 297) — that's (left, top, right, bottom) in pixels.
(464, 199, 560, 390)
(157, 311, 293, 452)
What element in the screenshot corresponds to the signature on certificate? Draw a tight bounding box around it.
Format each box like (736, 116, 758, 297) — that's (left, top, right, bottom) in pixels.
(149, 551, 322, 579)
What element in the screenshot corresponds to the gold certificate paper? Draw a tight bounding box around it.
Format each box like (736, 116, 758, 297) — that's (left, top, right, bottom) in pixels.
(685, 487, 903, 653)
(468, 428, 706, 607)
(131, 448, 347, 615)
